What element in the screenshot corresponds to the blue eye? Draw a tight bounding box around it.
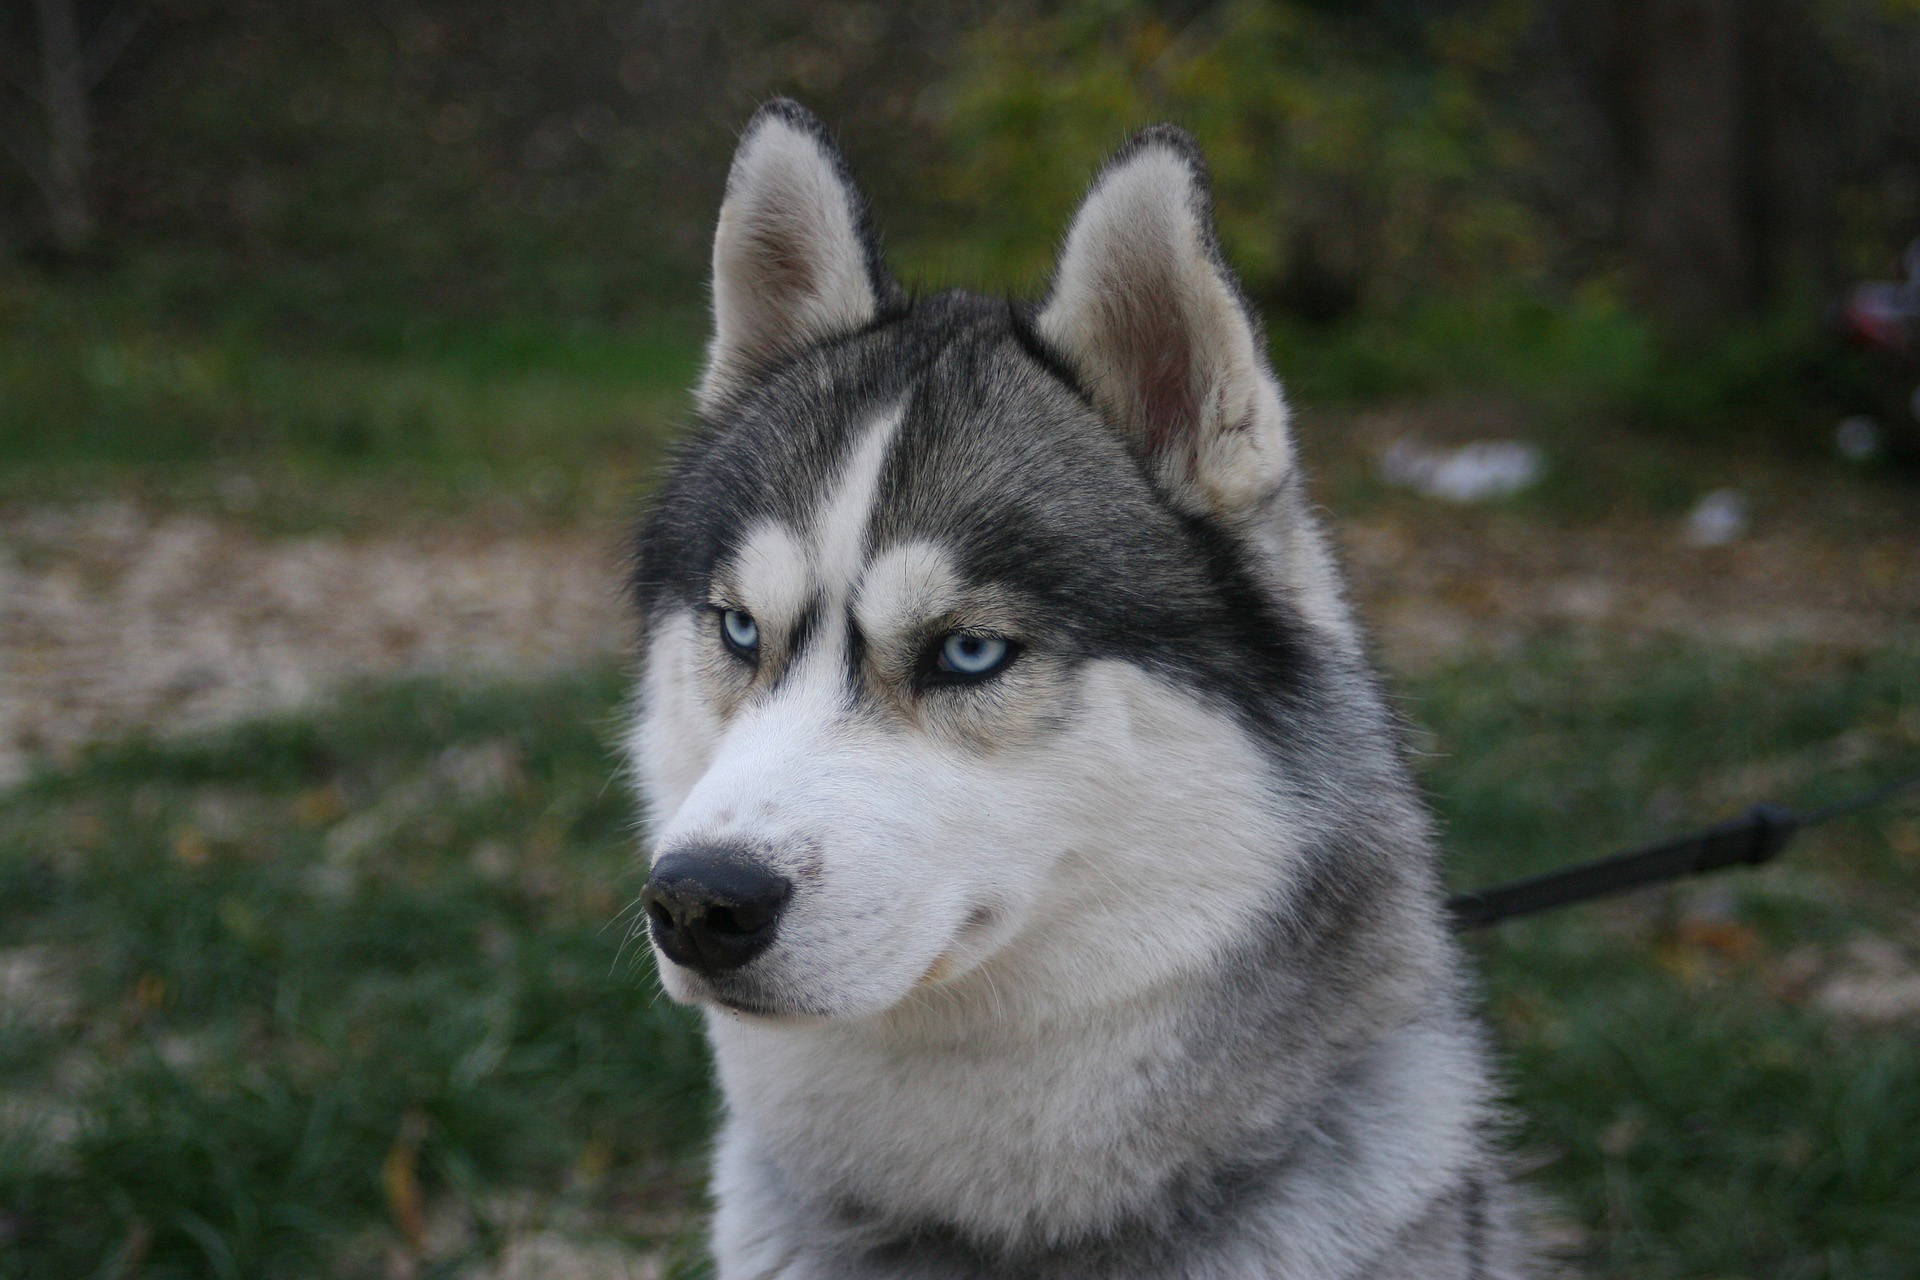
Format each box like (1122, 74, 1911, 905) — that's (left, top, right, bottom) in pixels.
(936, 632, 1012, 679)
(721, 609, 760, 656)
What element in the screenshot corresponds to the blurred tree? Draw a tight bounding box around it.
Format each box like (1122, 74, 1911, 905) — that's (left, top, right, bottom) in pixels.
(1557, 0, 1842, 334)
(929, 0, 1544, 317)
(1, 0, 1914, 352)
(1, 0, 142, 257)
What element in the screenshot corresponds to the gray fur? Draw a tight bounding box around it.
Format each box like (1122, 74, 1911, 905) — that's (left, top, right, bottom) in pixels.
(627, 100, 1540, 1278)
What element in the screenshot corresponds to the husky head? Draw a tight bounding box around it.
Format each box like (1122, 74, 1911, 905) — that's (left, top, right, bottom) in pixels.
(629, 101, 1409, 1024)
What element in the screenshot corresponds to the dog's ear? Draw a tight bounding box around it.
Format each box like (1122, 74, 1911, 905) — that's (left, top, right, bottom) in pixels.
(698, 99, 896, 414)
(1038, 127, 1292, 518)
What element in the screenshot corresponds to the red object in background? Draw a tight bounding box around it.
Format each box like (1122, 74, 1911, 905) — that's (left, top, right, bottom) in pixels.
(1843, 281, 1915, 353)
(1843, 240, 1919, 354)
(1835, 238, 1920, 465)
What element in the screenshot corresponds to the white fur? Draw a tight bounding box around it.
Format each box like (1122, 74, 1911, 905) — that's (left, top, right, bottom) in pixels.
(850, 540, 965, 645)
(692, 661, 1309, 1219)
(632, 612, 723, 840)
(811, 405, 901, 591)
(699, 114, 880, 413)
(718, 521, 812, 634)
(710, 1015, 1490, 1280)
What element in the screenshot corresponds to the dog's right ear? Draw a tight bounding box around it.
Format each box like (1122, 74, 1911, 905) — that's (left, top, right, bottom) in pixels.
(698, 100, 895, 414)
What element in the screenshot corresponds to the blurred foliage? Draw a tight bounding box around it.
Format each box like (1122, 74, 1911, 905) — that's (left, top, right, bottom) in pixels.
(1, 0, 1918, 444)
(921, 0, 1544, 316)
(0, 0, 977, 338)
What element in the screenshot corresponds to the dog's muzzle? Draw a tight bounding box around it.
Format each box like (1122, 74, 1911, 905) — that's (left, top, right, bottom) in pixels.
(641, 849, 792, 976)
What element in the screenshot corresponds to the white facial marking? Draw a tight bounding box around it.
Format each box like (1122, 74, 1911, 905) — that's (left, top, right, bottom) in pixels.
(644, 402, 905, 855)
(811, 405, 903, 600)
(853, 540, 963, 645)
(630, 612, 722, 833)
(721, 520, 810, 631)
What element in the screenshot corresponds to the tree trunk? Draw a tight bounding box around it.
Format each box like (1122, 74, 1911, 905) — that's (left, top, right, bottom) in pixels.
(37, 0, 97, 255)
(1601, 0, 1753, 333)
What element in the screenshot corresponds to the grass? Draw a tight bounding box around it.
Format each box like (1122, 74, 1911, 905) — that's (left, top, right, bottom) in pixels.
(0, 672, 712, 1279)
(2, 642, 1916, 1277)
(2, 266, 1915, 1276)
(9, 262, 1904, 536)
(1425, 642, 1920, 1277)
(0, 275, 702, 530)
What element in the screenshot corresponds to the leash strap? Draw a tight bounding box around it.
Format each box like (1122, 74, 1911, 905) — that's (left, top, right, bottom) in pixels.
(1449, 772, 1920, 932)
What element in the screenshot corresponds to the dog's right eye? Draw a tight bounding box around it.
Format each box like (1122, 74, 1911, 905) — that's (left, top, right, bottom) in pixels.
(720, 608, 760, 659)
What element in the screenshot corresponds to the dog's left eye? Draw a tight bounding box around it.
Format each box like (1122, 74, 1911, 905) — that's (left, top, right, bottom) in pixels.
(720, 608, 760, 658)
(934, 632, 1013, 679)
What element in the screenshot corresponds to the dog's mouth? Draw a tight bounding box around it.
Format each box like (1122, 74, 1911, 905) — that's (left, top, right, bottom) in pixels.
(697, 976, 834, 1021)
(674, 902, 1014, 1018)
(915, 902, 1004, 989)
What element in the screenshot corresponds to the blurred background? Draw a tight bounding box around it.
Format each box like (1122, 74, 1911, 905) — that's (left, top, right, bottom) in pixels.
(2, 1, 1918, 1277)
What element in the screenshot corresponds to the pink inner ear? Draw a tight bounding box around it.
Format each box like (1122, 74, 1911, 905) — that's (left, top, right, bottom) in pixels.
(743, 218, 817, 300)
(1115, 290, 1197, 457)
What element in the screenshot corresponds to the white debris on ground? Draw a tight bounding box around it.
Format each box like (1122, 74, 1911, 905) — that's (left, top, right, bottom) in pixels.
(1683, 489, 1750, 547)
(1836, 416, 1883, 462)
(1377, 438, 1545, 503)
(1815, 935, 1920, 1026)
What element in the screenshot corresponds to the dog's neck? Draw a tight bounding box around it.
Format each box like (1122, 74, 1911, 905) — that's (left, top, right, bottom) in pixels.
(701, 880, 1487, 1277)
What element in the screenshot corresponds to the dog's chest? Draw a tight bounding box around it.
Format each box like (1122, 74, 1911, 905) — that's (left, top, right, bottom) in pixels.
(707, 1008, 1222, 1237)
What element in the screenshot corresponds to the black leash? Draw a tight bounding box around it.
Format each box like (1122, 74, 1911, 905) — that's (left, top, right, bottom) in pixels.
(1449, 770, 1920, 932)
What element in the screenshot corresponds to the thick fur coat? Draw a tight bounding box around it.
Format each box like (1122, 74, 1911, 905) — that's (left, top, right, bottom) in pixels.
(626, 100, 1538, 1279)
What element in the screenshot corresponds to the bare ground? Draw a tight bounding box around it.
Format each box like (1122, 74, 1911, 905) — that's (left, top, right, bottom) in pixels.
(0, 503, 631, 784)
(4, 471, 1914, 785)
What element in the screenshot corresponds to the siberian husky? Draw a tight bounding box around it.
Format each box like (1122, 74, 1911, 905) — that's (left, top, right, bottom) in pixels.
(627, 99, 1537, 1279)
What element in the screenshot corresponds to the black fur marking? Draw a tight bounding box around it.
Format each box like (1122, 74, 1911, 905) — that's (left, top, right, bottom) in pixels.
(843, 606, 870, 692)
(832, 1136, 1305, 1279)
(773, 596, 825, 691)
(1004, 299, 1095, 408)
(1464, 1174, 1486, 1279)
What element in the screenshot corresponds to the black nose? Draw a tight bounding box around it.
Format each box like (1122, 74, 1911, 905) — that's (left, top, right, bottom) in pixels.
(641, 851, 792, 975)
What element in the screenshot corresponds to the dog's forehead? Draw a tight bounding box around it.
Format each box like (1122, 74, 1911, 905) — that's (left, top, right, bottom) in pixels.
(634, 293, 1242, 662)
(633, 293, 1319, 756)
(683, 311, 1156, 595)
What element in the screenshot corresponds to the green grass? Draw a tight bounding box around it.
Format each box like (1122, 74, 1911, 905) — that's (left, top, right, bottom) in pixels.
(0, 672, 712, 1279)
(1425, 641, 1920, 1278)
(2, 642, 1916, 1276)
(8, 264, 1898, 537)
(0, 276, 702, 529)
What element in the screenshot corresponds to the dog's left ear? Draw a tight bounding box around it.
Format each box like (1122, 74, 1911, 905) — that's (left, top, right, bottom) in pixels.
(1038, 127, 1292, 518)
(699, 99, 897, 413)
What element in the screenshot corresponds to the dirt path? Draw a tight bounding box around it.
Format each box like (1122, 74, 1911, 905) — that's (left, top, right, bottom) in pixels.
(0, 504, 630, 784)
(3, 493, 1916, 785)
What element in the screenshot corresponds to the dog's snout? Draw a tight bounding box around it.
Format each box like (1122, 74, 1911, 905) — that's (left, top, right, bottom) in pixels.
(642, 851, 791, 975)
